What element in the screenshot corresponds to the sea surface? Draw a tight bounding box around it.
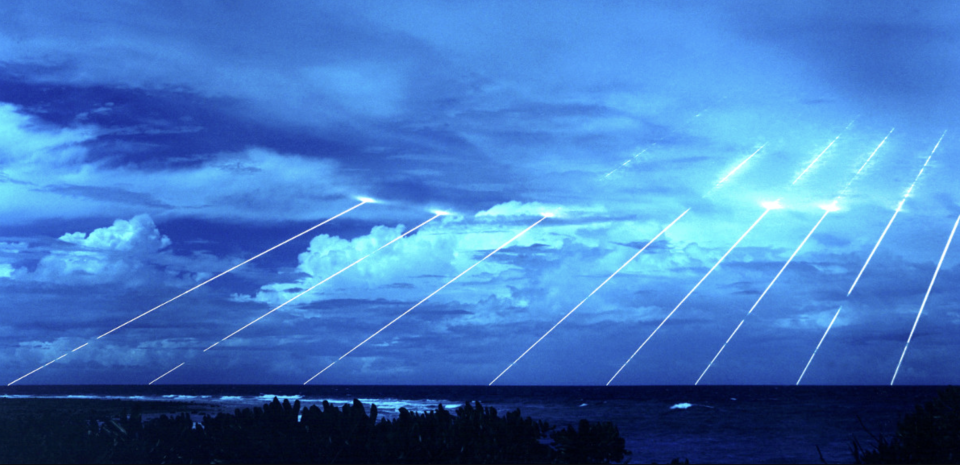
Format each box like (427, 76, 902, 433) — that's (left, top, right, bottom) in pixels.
(0, 385, 943, 464)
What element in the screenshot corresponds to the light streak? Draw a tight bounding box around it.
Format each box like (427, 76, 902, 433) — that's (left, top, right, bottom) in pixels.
(606, 205, 776, 386)
(793, 134, 841, 185)
(796, 306, 842, 385)
(305, 215, 550, 385)
(204, 213, 444, 353)
(696, 206, 834, 385)
(605, 149, 647, 178)
(891, 214, 960, 385)
(855, 128, 894, 175)
(72, 343, 88, 352)
(848, 133, 946, 296)
(149, 362, 184, 385)
(7, 200, 369, 386)
(489, 209, 689, 386)
(717, 144, 765, 186)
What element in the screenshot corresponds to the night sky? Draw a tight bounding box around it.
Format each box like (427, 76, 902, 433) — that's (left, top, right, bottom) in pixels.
(2, 1, 959, 386)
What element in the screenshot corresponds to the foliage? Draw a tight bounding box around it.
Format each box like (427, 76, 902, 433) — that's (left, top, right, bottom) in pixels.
(0, 397, 629, 464)
(852, 386, 960, 464)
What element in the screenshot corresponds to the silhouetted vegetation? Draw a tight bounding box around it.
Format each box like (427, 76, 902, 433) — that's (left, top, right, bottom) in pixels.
(852, 386, 960, 464)
(0, 397, 629, 464)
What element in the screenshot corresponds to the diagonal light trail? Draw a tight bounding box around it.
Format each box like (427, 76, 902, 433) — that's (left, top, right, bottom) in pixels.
(605, 149, 647, 178)
(855, 128, 894, 175)
(891, 214, 960, 385)
(148, 212, 443, 385)
(7, 200, 369, 386)
(489, 209, 689, 386)
(149, 363, 184, 386)
(796, 305, 842, 385)
(606, 203, 778, 386)
(717, 144, 766, 186)
(793, 135, 842, 185)
(305, 214, 550, 385)
(696, 204, 835, 385)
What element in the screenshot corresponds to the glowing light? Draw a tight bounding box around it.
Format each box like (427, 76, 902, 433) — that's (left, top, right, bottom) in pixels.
(305, 214, 550, 385)
(203, 213, 444, 353)
(6, 201, 369, 386)
(541, 212, 556, 218)
(432, 210, 451, 216)
(717, 144, 765, 186)
(891, 214, 960, 385)
(855, 128, 894, 175)
(605, 149, 647, 177)
(357, 197, 376, 204)
(696, 206, 833, 385)
(489, 209, 690, 386)
(796, 306, 842, 385)
(607, 205, 775, 386)
(820, 200, 840, 212)
(72, 343, 88, 352)
(761, 199, 783, 210)
(149, 362, 185, 385)
(793, 133, 842, 185)
(848, 133, 945, 297)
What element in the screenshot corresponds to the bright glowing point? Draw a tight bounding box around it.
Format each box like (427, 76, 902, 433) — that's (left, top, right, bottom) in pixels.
(797, 306, 842, 385)
(305, 214, 550, 385)
(541, 212, 555, 218)
(696, 206, 833, 385)
(357, 197, 376, 203)
(761, 199, 783, 210)
(201, 212, 443, 354)
(490, 208, 690, 386)
(891, 214, 960, 385)
(717, 144, 765, 186)
(607, 205, 774, 386)
(8, 200, 369, 386)
(432, 210, 450, 216)
(820, 200, 840, 212)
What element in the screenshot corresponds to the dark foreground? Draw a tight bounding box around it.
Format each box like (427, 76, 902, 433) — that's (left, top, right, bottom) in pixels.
(0, 397, 629, 464)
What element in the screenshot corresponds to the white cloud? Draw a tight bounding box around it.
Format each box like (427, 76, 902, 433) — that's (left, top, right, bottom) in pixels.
(0, 263, 13, 279)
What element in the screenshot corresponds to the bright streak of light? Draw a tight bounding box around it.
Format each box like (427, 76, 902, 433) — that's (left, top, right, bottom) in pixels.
(99, 200, 369, 340)
(306, 214, 550, 385)
(72, 343, 88, 352)
(848, 133, 945, 296)
(149, 362, 184, 385)
(204, 213, 443, 353)
(761, 199, 783, 210)
(696, 207, 833, 385)
(717, 144, 765, 186)
(606, 206, 775, 386)
(357, 197, 376, 204)
(605, 149, 647, 177)
(796, 306, 842, 385)
(891, 214, 960, 386)
(489, 209, 690, 386)
(8, 201, 370, 386)
(793, 135, 841, 185)
(855, 128, 894, 175)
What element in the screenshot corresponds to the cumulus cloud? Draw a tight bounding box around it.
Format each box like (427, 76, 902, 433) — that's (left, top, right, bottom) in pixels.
(32, 214, 170, 285)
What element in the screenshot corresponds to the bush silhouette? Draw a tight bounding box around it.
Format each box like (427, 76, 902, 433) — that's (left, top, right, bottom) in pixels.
(853, 386, 960, 464)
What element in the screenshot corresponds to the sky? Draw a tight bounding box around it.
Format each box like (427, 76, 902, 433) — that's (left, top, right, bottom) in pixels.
(1, 1, 959, 386)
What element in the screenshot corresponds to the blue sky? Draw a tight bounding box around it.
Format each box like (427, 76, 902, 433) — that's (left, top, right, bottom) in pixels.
(1, 1, 959, 385)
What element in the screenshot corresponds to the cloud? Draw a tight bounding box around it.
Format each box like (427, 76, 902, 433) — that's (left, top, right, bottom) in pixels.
(32, 214, 170, 285)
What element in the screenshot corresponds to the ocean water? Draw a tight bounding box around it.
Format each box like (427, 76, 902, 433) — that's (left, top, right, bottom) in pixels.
(0, 385, 942, 464)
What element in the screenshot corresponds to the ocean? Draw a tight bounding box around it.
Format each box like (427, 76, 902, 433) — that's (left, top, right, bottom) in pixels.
(0, 385, 942, 464)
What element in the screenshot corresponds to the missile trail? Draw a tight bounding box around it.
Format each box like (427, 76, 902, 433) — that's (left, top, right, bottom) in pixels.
(305, 214, 550, 385)
(696, 205, 834, 385)
(796, 306, 842, 385)
(205, 213, 444, 353)
(605, 149, 647, 178)
(489, 209, 689, 386)
(606, 204, 777, 386)
(147, 213, 443, 385)
(891, 214, 960, 386)
(717, 144, 765, 186)
(848, 132, 946, 297)
(149, 363, 184, 385)
(855, 128, 894, 175)
(7, 200, 369, 386)
(793, 135, 841, 185)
